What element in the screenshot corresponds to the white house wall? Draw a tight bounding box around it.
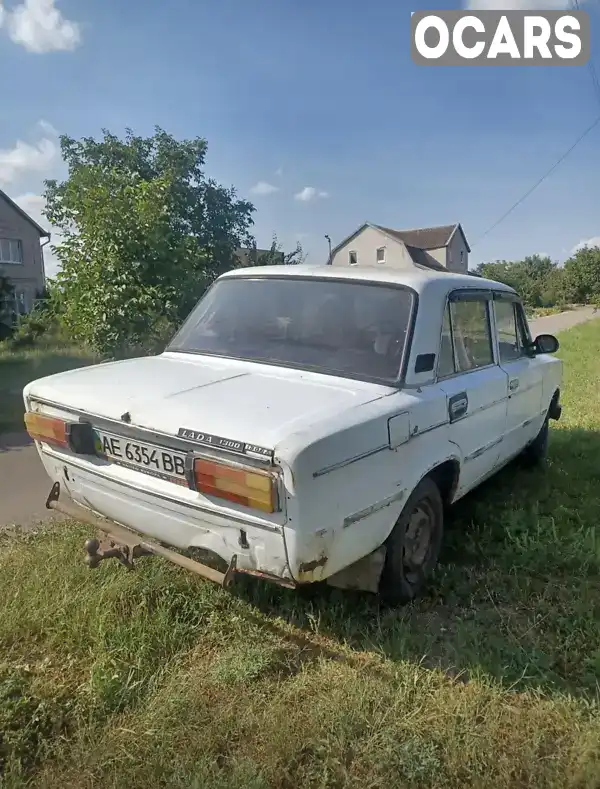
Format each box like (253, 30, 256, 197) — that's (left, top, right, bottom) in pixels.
(330, 226, 414, 269)
(446, 230, 469, 273)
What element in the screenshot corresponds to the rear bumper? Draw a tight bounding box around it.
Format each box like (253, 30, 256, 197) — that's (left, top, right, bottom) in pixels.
(46, 481, 240, 586)
(38, 448, 294, 586)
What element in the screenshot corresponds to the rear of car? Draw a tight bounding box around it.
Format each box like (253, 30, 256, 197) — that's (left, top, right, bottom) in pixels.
(23, 268, 417, 589)
(24, 397, 292, 583)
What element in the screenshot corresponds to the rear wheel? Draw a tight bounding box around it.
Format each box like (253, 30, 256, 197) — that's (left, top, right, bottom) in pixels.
(379, 477, 444, 605)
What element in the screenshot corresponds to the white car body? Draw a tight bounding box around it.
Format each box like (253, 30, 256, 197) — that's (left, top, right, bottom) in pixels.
(23, 265, 562, 594)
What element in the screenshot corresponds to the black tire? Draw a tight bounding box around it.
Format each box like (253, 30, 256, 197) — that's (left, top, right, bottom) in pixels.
(378, 477, 444, 605)
(520, 417, 549, 467)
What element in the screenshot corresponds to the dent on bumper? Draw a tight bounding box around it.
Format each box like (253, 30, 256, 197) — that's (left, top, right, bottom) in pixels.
(39, 451, 293, 583)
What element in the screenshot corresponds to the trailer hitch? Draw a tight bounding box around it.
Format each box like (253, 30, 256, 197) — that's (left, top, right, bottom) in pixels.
(45, 482, 238, 587)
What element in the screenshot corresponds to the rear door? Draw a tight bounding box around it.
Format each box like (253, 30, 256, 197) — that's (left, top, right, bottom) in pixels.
(493, 293, 544, 463)
(436, 289, 509, 496)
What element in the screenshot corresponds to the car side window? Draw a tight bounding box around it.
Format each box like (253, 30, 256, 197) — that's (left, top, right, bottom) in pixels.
(437, 296, 494, 378)
(495, 300, 523, 363)
(450, 299, 494, 372)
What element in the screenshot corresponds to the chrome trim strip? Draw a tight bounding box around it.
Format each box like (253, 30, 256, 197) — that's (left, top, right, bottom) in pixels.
(313, 391, 509, 477)
(411, 419, 447, 438)
(41, 447, 282, 533)
(312, 444, 390, 478)
(464, 435, 504, 462)
(343, 489, 406, 528)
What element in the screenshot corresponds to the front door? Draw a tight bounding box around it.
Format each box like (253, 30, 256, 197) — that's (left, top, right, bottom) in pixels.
(493, 295, 544, 462)
(437, 291, 508, 495)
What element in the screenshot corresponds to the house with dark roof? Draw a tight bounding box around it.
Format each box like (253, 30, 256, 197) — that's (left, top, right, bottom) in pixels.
(0, 189, 50, 325)
(329, 222, 470, 274)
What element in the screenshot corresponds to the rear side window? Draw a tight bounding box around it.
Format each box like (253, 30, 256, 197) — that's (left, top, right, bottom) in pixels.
(437, 295, 494, 377)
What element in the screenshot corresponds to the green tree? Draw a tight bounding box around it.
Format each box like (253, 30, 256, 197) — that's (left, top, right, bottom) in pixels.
(476, 255, 562, 308)
(562, 246, 600, 305)
(43, 128, 255, 354)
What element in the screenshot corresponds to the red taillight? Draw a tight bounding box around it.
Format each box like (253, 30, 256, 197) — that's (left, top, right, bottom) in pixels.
(191, 458, 278, 513)
(24, 412, 69, 448)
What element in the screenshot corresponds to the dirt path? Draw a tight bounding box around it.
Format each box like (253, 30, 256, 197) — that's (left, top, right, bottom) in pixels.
(528, 306, 598, 337)
(0, 432, 57, 529)
(1, 308, 598, 529)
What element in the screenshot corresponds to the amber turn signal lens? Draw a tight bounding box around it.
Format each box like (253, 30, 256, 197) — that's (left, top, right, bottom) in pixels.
(192, 458, 277, 513)
(24, 412, 69, 448)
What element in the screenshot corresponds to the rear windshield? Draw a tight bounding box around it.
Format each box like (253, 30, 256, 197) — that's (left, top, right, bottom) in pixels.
(167, 276, 415, 383)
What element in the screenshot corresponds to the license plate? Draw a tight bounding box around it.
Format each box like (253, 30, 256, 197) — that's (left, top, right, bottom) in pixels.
(93, 430, 188, 485)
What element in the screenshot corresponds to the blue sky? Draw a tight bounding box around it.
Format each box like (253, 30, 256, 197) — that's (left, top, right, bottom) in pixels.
(0, 0, 599, 275)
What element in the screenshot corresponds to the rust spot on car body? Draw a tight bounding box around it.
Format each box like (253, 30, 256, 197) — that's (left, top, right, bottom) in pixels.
(298, 554, 328, 574)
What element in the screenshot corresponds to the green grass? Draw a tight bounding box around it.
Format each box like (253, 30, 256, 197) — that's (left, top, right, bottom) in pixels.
(0, 343, 98, 433)
(1, 321, 600, 787)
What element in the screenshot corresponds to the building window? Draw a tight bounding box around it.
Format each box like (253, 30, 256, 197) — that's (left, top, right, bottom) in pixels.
(0, 238, 23, 264)
(349, 251, 357, 265)
(376, 247, 386, 264)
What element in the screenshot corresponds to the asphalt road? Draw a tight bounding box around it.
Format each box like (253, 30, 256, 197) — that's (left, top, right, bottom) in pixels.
(1, 306, 598, 529)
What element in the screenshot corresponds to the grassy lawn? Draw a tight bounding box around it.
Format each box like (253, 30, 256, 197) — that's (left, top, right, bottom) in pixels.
(0, 344, 98, 433)
(1, 321, 600, 787)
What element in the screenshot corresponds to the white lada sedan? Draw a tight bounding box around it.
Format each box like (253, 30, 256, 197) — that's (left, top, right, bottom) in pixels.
(23, 265, 562, 604)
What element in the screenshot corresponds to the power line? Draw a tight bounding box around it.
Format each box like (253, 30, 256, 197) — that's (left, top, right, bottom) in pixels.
(472, 114, 600, 247)
(571, 0, 600, 111)
(473, 5, 600, 247)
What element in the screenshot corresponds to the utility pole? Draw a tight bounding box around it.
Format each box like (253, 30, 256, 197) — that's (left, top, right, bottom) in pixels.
(325, 234, 332, 264)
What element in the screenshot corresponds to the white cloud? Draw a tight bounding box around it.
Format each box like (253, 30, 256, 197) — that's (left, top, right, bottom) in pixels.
(249, 180, 280, 196)
(0, 3, 5, 28)
(37, 119, 58, 136)
(5, 0, 81, 54)
(570, 237, 600, 254)
(0, 122, 58, 185)
(294, 186, 329, 202)
(465, 0, 581, 8)
(14, 192, 45, 218)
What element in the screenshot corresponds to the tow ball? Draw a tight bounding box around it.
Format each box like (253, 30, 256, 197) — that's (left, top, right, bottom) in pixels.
(84, 537, 152, 570)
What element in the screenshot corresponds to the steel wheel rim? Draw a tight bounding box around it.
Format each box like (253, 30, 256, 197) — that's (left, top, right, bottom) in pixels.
(402, 498, 435, 584)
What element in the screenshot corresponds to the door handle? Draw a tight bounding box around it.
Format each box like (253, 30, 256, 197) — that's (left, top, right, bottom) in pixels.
(448, 392, 468, 422)
(509, 378, 519, 392)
